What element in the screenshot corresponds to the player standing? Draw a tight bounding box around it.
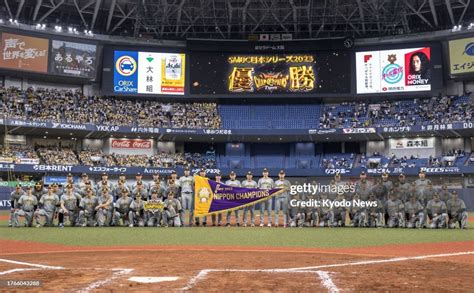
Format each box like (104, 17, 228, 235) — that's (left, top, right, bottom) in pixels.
(224, 171, 241, 227)
(258, 168, 274, 227)
(179, 167, 194, 226)
(274, 170, 291, 227)
(211, 171, 224, 226)
(241, 171, 258, 227)
(8, 185, 26, 227)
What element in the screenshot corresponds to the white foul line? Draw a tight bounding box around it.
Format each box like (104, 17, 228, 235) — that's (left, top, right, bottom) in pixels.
(77, 268, 134, 293)
(316, 271, 339, 293)
(0, 258, 64, 270)
(180, 251, 474, 291)
(0, 268, 39, 275)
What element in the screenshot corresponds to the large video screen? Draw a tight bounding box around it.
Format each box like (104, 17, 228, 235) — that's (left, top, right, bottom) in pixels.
(49, 40, 97, 78)
(0, 32, 49, 73)
(356, 47, 431, 94)
(448, 37, 474, 75)
(190, 52, 350, 95)
(113, 50, 185, 95)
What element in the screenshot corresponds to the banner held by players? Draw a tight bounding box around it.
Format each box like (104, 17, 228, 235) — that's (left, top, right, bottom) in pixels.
(194, 175, 284, 216)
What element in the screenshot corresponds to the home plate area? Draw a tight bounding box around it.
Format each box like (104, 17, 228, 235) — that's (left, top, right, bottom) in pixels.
(0, 250, 472, 291)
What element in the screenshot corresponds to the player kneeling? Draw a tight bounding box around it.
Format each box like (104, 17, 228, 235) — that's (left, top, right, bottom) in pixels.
(318, 194, 334, 227)
(58, 185, 82, 228)
(447, 191, 468, 229)
(163, 192, 183, 227)
(331, 194, 347, 227)
(367, 194, 384, 228)
(385, 192, 405, 228)
(95, 188, 114, 227)
(426, 194, 447, 229)
(113, 189, 133, 226)
(13, 187, 37, 227)
(350, 194, 366, 227)
(128, 194, 145, 227)
(146, 190, 165, 227)
(404, 195, 424, 228)
(78, 188, 99, 227)
(34, 186, 60, 227)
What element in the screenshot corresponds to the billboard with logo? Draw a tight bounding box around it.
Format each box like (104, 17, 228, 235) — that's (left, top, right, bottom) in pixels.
(448, 37, 474, 75)
(190, 51, 350, 95)
(50, 40, 97, 78)
(109, 139, 154, 155)
(356, 47, 431, 93)
(113, 50, 185, 95)
(0, 32, 49, 73)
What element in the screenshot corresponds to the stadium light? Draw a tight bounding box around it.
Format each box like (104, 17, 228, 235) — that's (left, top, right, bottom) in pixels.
(9, 18, 13, 23)
(0, 19, 4, 24)
(68, 27, 73, 33)
(55, 25, 62, 32)
(468, 23, 474, 30)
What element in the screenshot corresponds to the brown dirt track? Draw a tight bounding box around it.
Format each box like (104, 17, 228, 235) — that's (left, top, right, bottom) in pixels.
(0, 239, 473, 292)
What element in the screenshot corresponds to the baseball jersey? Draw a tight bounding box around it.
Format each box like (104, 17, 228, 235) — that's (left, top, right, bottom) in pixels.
(179, 176, 194, 193)
(367, 199, 384, 214)
(274, 179, 291, 198)
(426, 199, 447, 215)
(60, 193, 81, 211)
(447, 198, 466, 216)
(98, 195, 113, 211)
(113, 184, 130, 199)
(96, 181, 113, 194)
(258, 177, 274, 190)
(131, 181, 149, 192)
(355, 180, 372, 200)
(438, 190, 451, 203)
(32, 188, 46, 201)
(18, 194, 38, 211)
(79, 196, 98, 213)
(76, 180, 95, 191)
(225, 179, 241, 187)
(39, 193, 60, 213)
(397, 181, 412, 202)
(414, 178, 432, 192)
(385, 199, 404, 216)
(381, 179, 394, 192)
(115, 197, 133, 214)
(404, 200, 424, 215)
(10, 190, 26, 207)
(371, 184, 388, 201)
(164, 198, 182, 217)
(133, 188, 149, 200)
(421, 188, 436, 203)
(130, 199, 145, 212)
(241, 180, 258, 189)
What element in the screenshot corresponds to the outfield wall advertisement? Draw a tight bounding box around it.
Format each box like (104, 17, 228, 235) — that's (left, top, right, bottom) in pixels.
(356, 47, 431, 94)
(113, 50, 185, 95)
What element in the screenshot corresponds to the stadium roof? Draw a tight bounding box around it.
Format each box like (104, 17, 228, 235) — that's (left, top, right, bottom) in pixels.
(1, 0, 473, 40)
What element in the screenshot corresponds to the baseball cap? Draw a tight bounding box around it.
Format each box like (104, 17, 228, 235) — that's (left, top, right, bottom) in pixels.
(419, 170, 425, 174)
(230, 171, 236, 176)
(136, 172, 142, 176)
(247, 171, 253, 176)
(121, 189, 129, 194)
(51, 183, 58, 187)
(101, 172, 108, 177)
(452, 190, 457, 195)
(199, 168, 206, 173)
(15, 184, 21, 188)
(184, 167, 190, 171)
(171, 170, 177, 174)
(67, 173, 73, 177)
(119, 173, 125, 176)
(26, 186, 32, 190)
(382, 172, 388, 177)
(215, 171, 221, 177)
(81, 173, 88, 177)
(66, 184, 73, 189)
(360, 171, 366, 175)
(279, 170, 285, 175)
(263, 168, 269, 172)
(399, 174, 405, 178)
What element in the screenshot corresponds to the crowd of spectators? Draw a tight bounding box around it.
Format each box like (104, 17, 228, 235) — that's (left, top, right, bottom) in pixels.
(0, 144, 39, 161)
(321, 154, 355, 169)
(0, 87, 220, 129)
(37, 146, 80, 165)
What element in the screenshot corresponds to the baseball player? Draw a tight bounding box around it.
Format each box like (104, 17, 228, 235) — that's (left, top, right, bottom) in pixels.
(163, 191, 183, 227)
(62, 173, 75, 193)
(95, 188, 114, 227)
(332, 193, 347, 227)
(318, 193, 334, 227)
(274, 170, 291, 227)
(76, 173, 95, 192)
(78, 187, 99, 227)
(414, 170, 432, 205)
(13, 186, 38, 227)
(241, 171, 258, 227)
(146, 190, 165, 227)
(302, 192, 318, 227)
(381, 173, 394, 194)
(385, 192, 405, 228)
(371, 179, 388, 203)
(8, 185, 26, 227)
(354, 171, 372, 201)
(113, 176, 130, 201)
(58, 184, 82, 227)
(349, 194, 367, 227)
(96, 173, 113, 196)
(404, 195, 424, 228)
(165, 177, 180, 200)
(225, 171, 241, 227)
(397, 174, 411, 203)
(179, 167, 194, 226)
(133, 181, 149, 200)
(149, 174, 165, 195)
(113, 189, 133, 226)
(258, 168, 274, 227)
(422, 182, 437, 206)
(129, 193, 146, 227)
(447, 191, 468, 229)
(426, 193, 448, 229)
(211, 171, 224, 226)
(194, 168, 208, 226)
(34, 186, 60, 227)
(367, 193, 384, 228)
(438, 185, 451, 203)
(32, 182, 46, 201)
(131, 172, 149, 192)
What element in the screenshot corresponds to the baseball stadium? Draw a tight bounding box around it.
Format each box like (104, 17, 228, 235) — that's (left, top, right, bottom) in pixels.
(0, 0, 473, 291)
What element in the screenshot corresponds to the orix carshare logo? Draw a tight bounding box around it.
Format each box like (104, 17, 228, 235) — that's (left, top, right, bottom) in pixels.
(115, 55, 137, 76)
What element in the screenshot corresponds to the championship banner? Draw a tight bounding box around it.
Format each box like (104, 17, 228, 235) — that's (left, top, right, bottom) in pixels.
(194, 176, 284, 216)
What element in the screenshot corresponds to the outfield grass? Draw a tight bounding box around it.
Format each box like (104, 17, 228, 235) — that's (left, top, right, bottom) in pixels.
(1, 212, 473, 249)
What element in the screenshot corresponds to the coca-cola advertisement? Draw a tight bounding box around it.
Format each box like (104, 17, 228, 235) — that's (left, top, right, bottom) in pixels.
(111, 139, 152, 149)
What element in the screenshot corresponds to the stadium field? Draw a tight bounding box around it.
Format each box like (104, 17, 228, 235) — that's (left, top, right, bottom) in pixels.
(0, 212, 473, 291)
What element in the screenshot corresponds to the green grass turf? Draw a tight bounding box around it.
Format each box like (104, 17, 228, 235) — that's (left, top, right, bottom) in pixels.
(0, 211, 473, 249)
